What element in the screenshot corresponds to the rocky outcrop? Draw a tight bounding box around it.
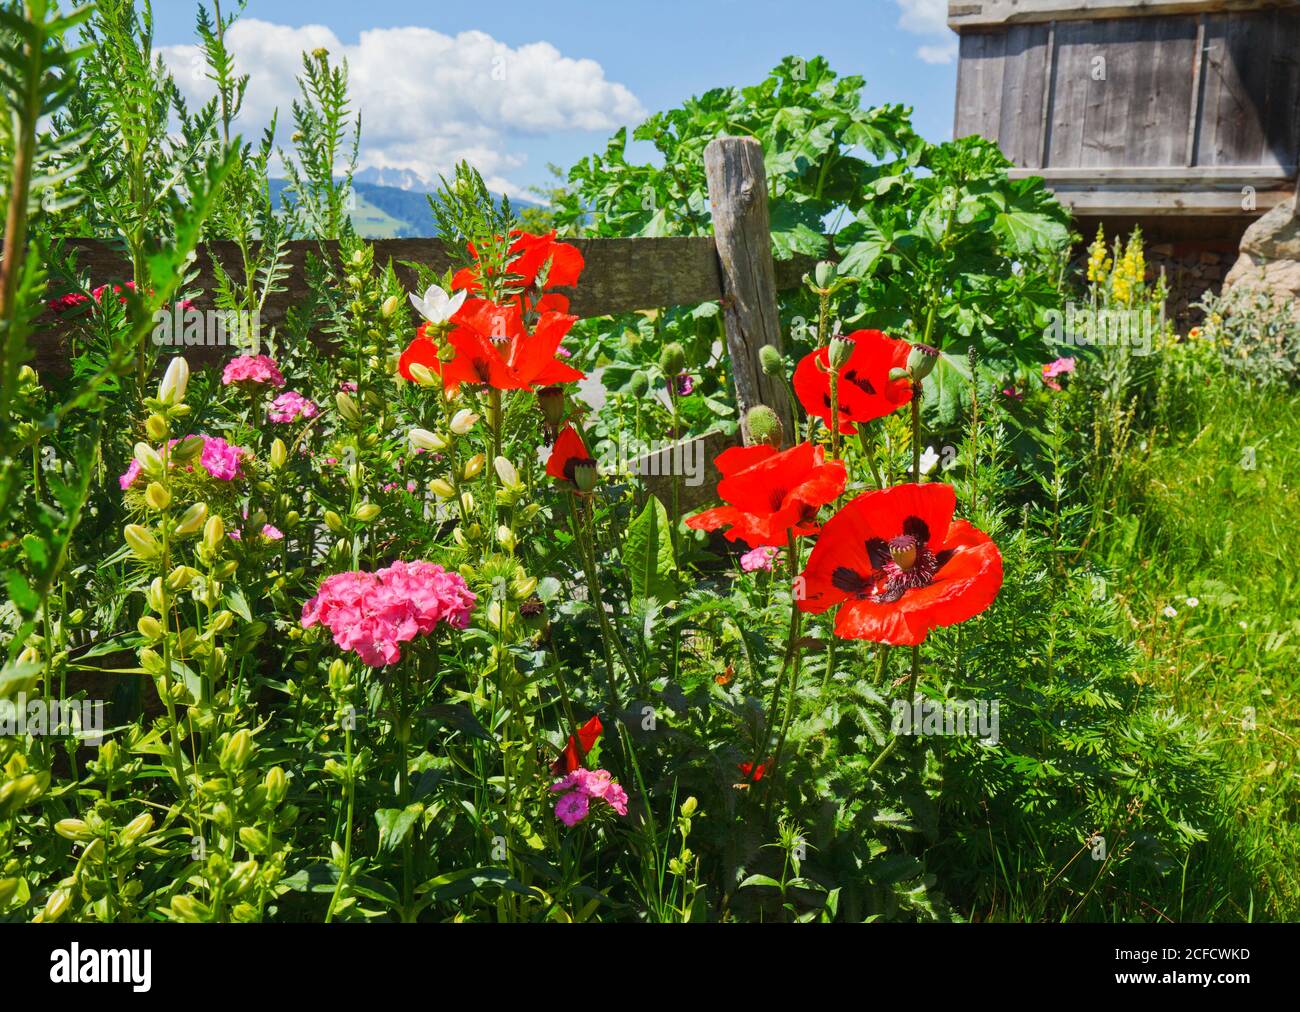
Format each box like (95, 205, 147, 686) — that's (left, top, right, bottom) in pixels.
(1222, 196, 1300, 318)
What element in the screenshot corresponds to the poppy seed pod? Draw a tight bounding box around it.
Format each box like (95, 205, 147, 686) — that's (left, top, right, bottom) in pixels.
(906, 343, 940, 381)
(628, 370, 650, 397)
(572, 461, 599, 493)
(537, 386, 567, 426)
(759, 345, 784, 377)
(659, 342, 686, 376)
(828, 336, 855, 370)
(814, 260, 838, 291)
(744, 405, 784, 448)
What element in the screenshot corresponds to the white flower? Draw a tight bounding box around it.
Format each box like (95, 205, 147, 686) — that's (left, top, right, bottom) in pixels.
(1239, 621, 1248, 630)
(919, 445, 941, 476)
(408, 427, 446, 453)
(1162, 605, 1178, 619)
(409, 284, 466, 326)
(1185, 597, 1199, 608)
(494, 455, 521, 489)
(449, 408, 479, 435)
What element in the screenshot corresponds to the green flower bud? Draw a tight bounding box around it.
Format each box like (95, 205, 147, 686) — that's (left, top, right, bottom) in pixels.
(169, 894, 209, 922)
(145, 414, 169, 441)
(814, 260, 838, 290)
(745, 404, 784, 448)
(175, 502, 208, 537)
(202, 515, 225, 552)
(680, 796, 698, 818)
(759, 345, 784, 377)
(119, 813, 154, 846)
(137, 616, 162, 640)
(324, 510, 346, 534)
(353, 503, 381, 523)
(144, 482, 171, 511)
(627, 370, 650, 397)
(158, 356, 190, 405)
(124, 524, 161, 561)
(172, 435, 205, 463)
(41, 887, 72, 923)
(264, 767, 288, 806)
(381, 294, 400, 319)
(220, 729, 254, 773)
(134, 442, 164, 477)
(270, 438, 288, 469)
(336, 391, 362, 425)
(55, 818, 93, 841)
(659, 341, 686, 376)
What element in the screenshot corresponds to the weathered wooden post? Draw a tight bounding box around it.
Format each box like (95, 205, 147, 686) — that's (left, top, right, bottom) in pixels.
(704, 136, 795, 443)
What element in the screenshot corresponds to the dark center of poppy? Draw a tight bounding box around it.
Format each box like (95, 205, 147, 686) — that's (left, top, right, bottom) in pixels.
(833, 515, 955, 604)
(562, 456, 597, 483)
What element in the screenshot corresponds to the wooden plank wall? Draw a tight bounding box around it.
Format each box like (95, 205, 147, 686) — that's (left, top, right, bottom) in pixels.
(954, 8, 1300, 175)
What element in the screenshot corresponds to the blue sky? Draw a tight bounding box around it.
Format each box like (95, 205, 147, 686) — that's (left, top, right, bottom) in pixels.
(154, 0, 958, 196)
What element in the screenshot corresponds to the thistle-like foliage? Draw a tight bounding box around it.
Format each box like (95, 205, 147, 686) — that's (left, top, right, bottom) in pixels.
(280, 47, 358, 241)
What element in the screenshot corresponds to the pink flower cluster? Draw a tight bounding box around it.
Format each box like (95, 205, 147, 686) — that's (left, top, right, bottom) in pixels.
(267, 390, 319, 424)
(549, 767, 629, 828)
(740, 545, 778, 572)
(222, 354, 285, 388)
(300, 560, 476, 667)
(118, 434, 247, 490)
(48, 282, 195, 314)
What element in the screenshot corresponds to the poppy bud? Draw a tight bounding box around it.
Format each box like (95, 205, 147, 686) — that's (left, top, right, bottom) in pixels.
(907, 343, 940, 381)
(744, 405, 784, 448)
(145, 481, 171, 511)
(270, 438, 288, 469)
(124, 524, 161, 561)
(759, 345, 784, 377)
(158, 356, 190, 405)
(449, 408, 479, 435)
(537, 386, 566, 426)
(659, 342, 686, 376)
(175, 502, 208, 536)
(627, 371, 649, 397)
(145, 414, 169, 441)
(828, 336, 854, 369)
(814, 260, 838, 291)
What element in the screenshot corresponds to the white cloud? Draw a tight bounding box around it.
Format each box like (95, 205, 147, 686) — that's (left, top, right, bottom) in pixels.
(895, 0, 958, 65)
(160, 20, 644, 195)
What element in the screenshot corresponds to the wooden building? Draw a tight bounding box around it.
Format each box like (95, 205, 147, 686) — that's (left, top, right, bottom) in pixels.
(949, 0, 1300, 250)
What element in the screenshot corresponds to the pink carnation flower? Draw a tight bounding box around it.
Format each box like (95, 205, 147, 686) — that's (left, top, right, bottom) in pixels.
(267, 390, 319, 423)
(222, 354, 285, 388)
(118, 434, 246, 490)
(301, 560, 476, 667)
(1041, 356, 1076, 392)
(740, 546, 778, 573)
(549, 767, 629, 826)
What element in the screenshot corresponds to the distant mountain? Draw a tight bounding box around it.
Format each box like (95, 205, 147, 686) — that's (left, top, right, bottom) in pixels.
(268, 177, 542, 239)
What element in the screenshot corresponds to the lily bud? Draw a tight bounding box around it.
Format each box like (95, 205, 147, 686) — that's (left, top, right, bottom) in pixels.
(381, 294, 400, 319)
(134, 442, 164, 478)
(449, 408, 479, 435)
(336, 391, 361, 425)
(497, 525, 516, 553)
(144, 482, 171, 511)
(427, 478, 455, 499)
(124, 524, 161, 561)
(175, 502, 208, 536)
(145, 414, 169, 441)
(55, 818, 93, 841)
(270, 438, 288, 469)
(324, 510, 346, 534)
(137, 615, 162, 640)
(119, 812, 154, 846)
(220, 729, 254, 773)
(202, 515, 225, 552)
(158, 356, 190, 405)
(408, 362, 439, 387)
(906, 343, 940, 381)
(408, 427, 445, 453)
(493, 456, 520, 489)
(462, 453, 485, 480)
(173, 435, 205, 463)
(353, 503, 381, 523)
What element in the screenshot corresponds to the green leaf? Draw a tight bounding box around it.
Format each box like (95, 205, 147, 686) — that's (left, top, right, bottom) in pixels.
(375, 805, 422, 853)
(623, 496, 677, 604)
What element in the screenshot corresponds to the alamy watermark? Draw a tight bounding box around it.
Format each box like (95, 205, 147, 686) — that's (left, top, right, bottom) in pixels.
(890, 697, 1000, 744)
(0, 692, 105, 745)
(593, 432, 707, 487)
(1043, 302, 1162, 357)
(152, 305, 261, 350)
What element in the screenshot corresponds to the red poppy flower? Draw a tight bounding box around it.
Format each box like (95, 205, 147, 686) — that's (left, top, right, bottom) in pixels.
(798, 483, 1002, 645)
(552, 714, 603, 775)
(452, 230, 584, 309)
(417, 297, 583, 392)
(793, 330, 913, 434)
(737, 760, 770, 783)
(684, 442, 847, 548)
(546, 424, 598, 489)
